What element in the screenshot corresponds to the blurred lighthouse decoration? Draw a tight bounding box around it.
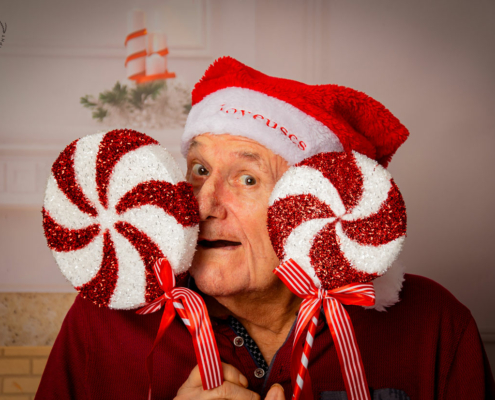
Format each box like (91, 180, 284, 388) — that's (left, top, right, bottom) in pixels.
(125, 9, 176, 83)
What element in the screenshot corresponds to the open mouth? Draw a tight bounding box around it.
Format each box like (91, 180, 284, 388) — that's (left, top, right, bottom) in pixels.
(198, 239, 242, 249)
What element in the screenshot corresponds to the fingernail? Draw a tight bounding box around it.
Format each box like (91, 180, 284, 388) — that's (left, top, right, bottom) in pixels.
(271, 383, 284, 392)
(266, 383, 284, 400)
(239, 373, 248, 387)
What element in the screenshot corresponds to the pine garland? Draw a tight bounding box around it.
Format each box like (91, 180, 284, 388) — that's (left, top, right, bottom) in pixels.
(81, 80, 191, 129)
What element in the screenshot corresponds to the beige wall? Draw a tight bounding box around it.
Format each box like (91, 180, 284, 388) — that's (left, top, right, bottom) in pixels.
(0, 0, 493, 367)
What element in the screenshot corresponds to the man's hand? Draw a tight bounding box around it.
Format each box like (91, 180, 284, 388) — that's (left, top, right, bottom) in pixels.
(174, 363, 256, 400)
(174, 363, 284, 400)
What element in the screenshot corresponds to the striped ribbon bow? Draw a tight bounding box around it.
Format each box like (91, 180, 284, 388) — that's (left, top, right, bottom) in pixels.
(137, 258, 223, 399)
(274, 259, 375, 400)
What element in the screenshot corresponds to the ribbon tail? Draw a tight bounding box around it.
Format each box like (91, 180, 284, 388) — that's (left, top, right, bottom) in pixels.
(146, 300, 176, 400)
(324, 298, 371, 400)
(176, 290, 224, 390)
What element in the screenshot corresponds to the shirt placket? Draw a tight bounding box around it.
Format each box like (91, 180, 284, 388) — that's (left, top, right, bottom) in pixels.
(212, 320, 266, 393)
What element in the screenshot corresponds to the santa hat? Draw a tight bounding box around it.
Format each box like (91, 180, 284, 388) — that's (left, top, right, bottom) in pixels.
(182, 56, 409, 166)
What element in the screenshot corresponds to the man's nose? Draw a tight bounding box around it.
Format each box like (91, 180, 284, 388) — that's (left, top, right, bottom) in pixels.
(195, 174, 227, 221)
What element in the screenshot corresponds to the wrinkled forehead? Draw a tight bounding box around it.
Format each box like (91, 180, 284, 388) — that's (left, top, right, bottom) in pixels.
(187, 133, 289, 176)
(188, 133, 275, 158)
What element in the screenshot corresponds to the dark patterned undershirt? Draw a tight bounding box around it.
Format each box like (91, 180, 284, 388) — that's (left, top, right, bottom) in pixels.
(228, 316, 270, 372)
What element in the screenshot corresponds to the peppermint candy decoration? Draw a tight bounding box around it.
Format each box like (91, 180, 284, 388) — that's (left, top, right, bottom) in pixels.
(42, 129, 199, 309)
(268, 151, 406, 290)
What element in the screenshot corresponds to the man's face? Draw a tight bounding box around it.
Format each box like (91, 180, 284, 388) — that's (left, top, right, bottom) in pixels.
(186, 134, 289, 297)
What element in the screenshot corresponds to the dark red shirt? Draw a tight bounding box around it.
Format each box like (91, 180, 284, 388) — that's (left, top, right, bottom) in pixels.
(35, 274, 494, 399)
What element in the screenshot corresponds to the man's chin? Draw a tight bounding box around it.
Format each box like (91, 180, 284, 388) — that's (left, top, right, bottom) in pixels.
(190, 262, 247, 298)
(192, 246, 243, 270)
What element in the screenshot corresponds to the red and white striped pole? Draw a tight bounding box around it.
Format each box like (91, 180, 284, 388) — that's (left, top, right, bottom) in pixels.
(275, 259, 374, 400)
(293, 308, 320, 400)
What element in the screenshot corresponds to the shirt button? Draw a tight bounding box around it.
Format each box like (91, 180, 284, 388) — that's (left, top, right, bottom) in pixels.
(254, 368, 265, 378)
(233, 336, 244, 347)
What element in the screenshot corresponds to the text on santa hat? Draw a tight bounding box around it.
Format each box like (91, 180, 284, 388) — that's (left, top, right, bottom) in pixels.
(219, 105, 307, 151)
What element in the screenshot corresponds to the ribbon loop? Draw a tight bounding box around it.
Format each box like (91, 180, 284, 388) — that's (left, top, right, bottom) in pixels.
(326, 284, 375, 307)
(274, 259, 374, 400)
(137, 258, 223, 397)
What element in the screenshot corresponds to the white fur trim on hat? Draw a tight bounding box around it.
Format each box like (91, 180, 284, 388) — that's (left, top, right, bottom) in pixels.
(182, 87, 343, 165)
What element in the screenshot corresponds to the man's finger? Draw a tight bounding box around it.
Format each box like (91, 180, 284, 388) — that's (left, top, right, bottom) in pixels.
(205, 381, 260, 400)
(265, 383, 284, 400)
(180, 365, 202, 389)
(220, 363, 249, 388)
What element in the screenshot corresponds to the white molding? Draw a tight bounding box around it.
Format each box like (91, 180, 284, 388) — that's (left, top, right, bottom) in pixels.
(0, 140, 183, 207)
(304, 0, 323, 84)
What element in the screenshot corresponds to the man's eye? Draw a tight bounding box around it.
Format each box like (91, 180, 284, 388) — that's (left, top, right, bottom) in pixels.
(192, 164, 209, 176)
(240, 175, 257, 186)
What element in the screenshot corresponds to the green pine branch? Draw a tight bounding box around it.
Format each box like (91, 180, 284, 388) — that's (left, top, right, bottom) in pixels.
(99, 82, 128, 107)
(80, 80, 190, 123)
(92, 107, 108, 122)
(80, 95, 98, 108)
(129, 81, 165, 109)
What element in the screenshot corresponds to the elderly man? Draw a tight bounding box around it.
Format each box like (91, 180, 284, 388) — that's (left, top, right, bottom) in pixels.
(36, 57, 494, 400)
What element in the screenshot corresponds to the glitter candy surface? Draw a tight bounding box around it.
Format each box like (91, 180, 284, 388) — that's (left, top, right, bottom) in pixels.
(114, 221, 165, 303)
(342, 181, 406, 245)
(268, 194, 334, 260)
(76, 231, 119, 307)
(310, 222, 378, 289)
(42, 129, 199, 309)
(297, 152, 363, 211)
(116, 181, 199, 227)
(42, 208, 100, 251)
(96, 129, 158, 209)
(268, 151, 406, 290)
(52, 140, 98, 217)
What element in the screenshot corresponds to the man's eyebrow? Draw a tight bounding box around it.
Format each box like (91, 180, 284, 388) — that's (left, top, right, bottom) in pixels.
(233, 151, 263, 167)
(189, 139, 203, 150)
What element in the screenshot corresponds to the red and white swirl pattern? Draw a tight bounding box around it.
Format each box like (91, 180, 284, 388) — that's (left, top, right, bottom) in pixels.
(42, 129, 199, 309)
(268, 151, 406, 290)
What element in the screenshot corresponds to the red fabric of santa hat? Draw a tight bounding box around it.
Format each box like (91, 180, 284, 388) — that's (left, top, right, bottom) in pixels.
(182, 56, 409, 166)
